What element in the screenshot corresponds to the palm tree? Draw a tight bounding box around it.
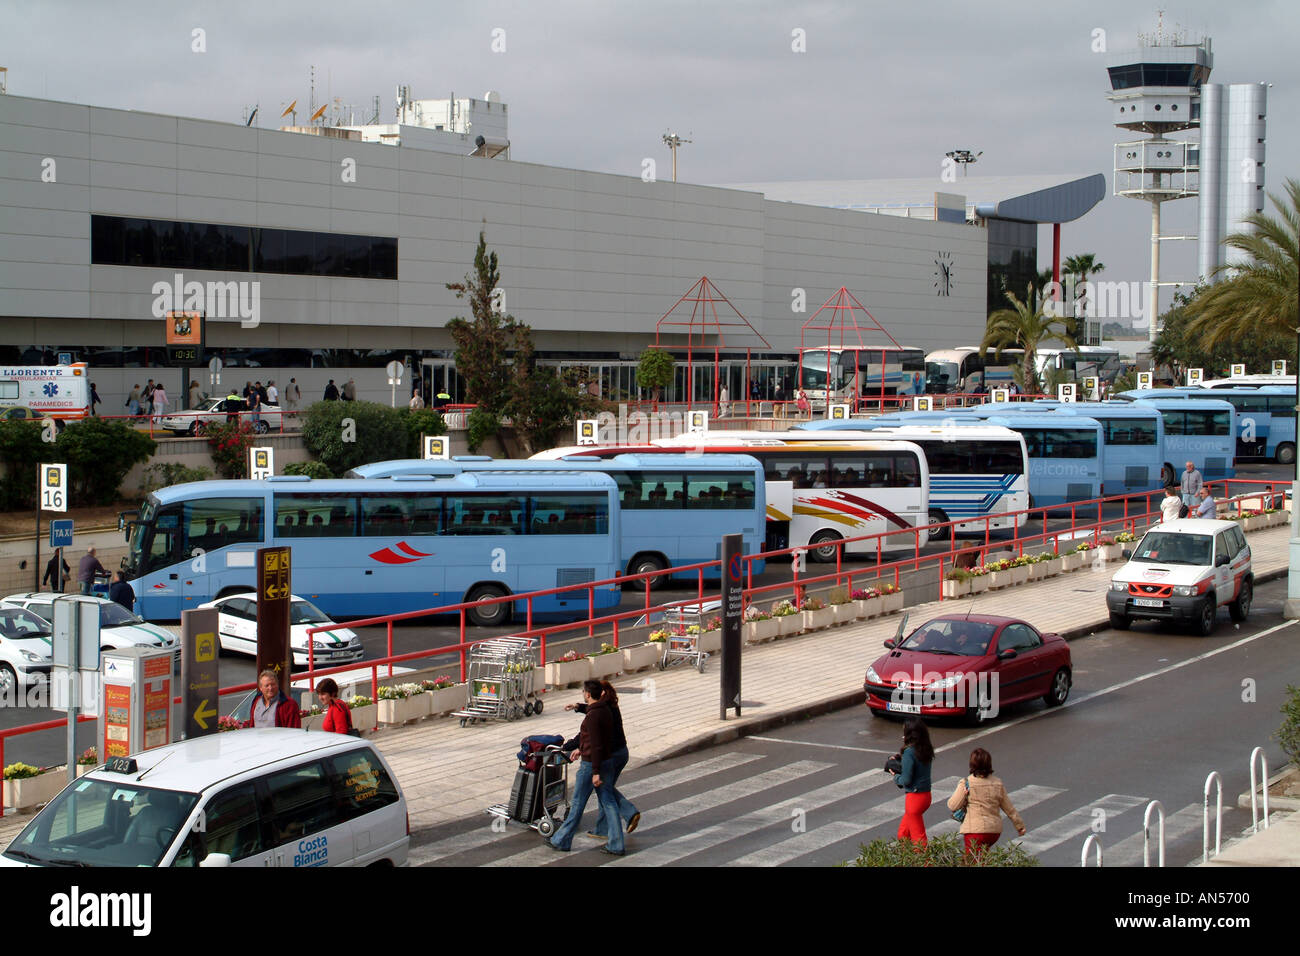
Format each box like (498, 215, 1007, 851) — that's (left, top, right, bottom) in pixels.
(1063, 253, 1106, 332)
(1185, 178, 1300, 347)
(981, 287, 1079, 395)
(1031, 267, 1056, 309)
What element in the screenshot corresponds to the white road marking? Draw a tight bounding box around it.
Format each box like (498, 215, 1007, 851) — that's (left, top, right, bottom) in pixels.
(1013, 794, 1147, 856)
(749, 735, 893, 754)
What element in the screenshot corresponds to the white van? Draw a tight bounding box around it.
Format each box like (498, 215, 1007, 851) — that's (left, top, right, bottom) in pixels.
(0, 729, 408, 868)
(0, 364, 91, 421)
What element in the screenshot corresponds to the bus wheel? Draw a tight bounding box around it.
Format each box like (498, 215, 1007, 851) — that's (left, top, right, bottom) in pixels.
(1161, 463, 1175, 486)
(928, 510, 950, 541)
(1278, 443, 1296, 466)
(808, 530, 842, 563)
(628, 554, 668, 590)
(466, 585, 510, 627)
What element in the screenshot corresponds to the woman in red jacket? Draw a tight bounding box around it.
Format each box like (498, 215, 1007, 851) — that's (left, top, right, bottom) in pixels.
(318, 678, 353, 735)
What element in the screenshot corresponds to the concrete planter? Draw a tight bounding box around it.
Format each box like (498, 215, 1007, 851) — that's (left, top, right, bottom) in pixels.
(1100, 543, 1124, 562)
(776, 613, 803, 636)
(1062, 551, 1087, 572)
(969, 575, 990, 594)
(379, 693, 429, 726)
(943, 578, 971, 599)
(854, 598, 880, 619)
(988, 569, 1014, 589)
(1010, 565, 1031, 586)
(698, 629, 723, 653)
(881, 591, 904, 615)
(621, 643, 661, 673)
(830, 602, 855, 625)
(1038, 558, 1061, 578)
(587, 652, 622, 680)
(1024, 561, 1044, 581)
(348, 703, 378, 734)
(427, 684, 466, 716)
(746, 618, 779, 643)
(302, 713, 326, 731)
(76, 764, 95, 777)
(1241, 516, 1264, 533)
(3, 772, 65, 812)
(546, 658, 591, 688)
(802, 607, 834, 631)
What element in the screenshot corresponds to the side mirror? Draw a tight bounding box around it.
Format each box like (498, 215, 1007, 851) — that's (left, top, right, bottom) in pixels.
(883, 638, 896, 650)
(199, 852, 232, 868)
(893, 613, 909, 643)
(997, 648, 1017, 660)
(1122, 549, 1132, 559)
(1215, 553, 1229, 567)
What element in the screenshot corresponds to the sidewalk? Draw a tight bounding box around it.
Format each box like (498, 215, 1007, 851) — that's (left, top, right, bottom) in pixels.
(3, 522, 1296, 862)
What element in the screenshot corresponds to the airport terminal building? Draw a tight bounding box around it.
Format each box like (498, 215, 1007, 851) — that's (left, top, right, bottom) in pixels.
(0, 91, 1100, 407)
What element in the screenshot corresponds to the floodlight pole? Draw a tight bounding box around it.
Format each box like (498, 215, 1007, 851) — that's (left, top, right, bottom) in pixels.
(1284, 267, 1300, 618)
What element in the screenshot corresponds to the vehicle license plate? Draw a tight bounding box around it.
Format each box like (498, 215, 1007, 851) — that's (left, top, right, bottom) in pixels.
(886, 701, 921, 714)
(1134, 598, 1164, 608)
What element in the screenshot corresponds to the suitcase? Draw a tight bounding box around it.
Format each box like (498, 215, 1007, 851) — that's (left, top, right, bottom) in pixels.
(508, 766, 541, 822)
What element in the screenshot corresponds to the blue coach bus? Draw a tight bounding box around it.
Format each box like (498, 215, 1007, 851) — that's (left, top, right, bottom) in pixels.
(348, 453, 767, 586)
(801, 411, 1103, 507)
(1121, 386, 1295, 465)
(1130, 397, 1236, 481)
(123, 473, 623, 624)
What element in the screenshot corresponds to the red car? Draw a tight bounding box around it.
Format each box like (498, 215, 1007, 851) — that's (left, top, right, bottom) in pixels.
(863, 614, 1071, 723)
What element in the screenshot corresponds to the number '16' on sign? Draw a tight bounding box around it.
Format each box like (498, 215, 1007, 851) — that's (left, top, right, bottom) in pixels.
(40, 463, 67, 513)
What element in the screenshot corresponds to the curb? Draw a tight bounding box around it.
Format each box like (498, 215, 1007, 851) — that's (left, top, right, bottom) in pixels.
(645, 565, 1292, 766)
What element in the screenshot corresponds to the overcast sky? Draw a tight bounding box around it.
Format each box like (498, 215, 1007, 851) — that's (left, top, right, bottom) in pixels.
(5, 0, 1295, 330)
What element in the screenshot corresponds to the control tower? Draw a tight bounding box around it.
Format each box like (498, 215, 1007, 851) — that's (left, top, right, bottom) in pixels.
(1106, 24, 1211, 341)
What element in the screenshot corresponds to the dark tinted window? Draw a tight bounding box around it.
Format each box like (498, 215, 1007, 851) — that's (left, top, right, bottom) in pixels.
(684, 472, 757, 510)
(998, 623, 1042, 652)
(274, 494, 357, 537)
(200, 783, 267, 862)
(530, 494, 609, 534)
(1020, 428, 1098, 458)
(916, 440, 1024, 476)
(265, 762, 339, 845)
(326, 749, 400, 821)
(185, 497, 264, 551)
(1098, 417, 1158, 445)
(445, 495, 525, 535)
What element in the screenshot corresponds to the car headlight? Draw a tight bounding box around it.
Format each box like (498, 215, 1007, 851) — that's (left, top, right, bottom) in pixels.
(1110, 581, 1128, 592)
(927, 674, 966, 691)
(865, 665, 880, 683)
(1173, 585, 1196, 597)
(311, 640, 329, 649)
(19, 649, 45, 662)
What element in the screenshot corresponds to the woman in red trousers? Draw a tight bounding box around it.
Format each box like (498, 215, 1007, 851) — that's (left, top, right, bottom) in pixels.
(889, 717, 934, 845)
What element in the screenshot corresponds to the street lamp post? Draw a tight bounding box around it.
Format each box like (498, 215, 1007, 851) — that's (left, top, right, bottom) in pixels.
(1285, 267, 1300, 618)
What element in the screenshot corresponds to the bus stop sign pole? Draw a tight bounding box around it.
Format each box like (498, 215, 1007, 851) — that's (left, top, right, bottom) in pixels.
(720, 533, 742, 719)
(256, 547, 292, 689)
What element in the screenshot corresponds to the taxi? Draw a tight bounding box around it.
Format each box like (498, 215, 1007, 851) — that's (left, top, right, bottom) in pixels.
(1106, 519, 1252, 636)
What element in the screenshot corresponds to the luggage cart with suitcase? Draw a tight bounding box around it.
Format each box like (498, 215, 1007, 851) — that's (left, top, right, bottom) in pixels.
(486, 742, 570, 837)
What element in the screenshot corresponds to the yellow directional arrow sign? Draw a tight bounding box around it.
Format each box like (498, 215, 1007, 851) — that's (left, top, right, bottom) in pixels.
(193, 699, 217, 730)
(264, 583, 289, 600)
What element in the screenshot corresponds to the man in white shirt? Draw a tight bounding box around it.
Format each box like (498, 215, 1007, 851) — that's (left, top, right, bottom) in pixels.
(266, 380, 279, 406)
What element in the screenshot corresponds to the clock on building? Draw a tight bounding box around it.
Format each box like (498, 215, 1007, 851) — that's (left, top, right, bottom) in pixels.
(933, 252, 955, 297)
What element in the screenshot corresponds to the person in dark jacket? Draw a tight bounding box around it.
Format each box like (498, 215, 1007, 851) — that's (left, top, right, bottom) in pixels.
(323, 379, 340, 401)
(887, 716, 934, 846)
(77, 547, 106, 595)
(568, 681, 640, 843)
(547, 680, 623, 854)
(42, 553, 70, 592)
(107, 571, 134, 612)
(243, 670, 301, 729)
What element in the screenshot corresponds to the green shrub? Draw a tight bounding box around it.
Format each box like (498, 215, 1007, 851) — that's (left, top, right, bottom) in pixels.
(465, 407, 501, 454)
(56, 418, 157, 506)
(283, 460, 333, 479)
(403, 408, 448, 458)
(302, 401, 411, 476)
(0, 420, 49, 509)
(1278, 684, 1300, 772)
(840, 833, 1039, 867)
(140, 462, 212, 494)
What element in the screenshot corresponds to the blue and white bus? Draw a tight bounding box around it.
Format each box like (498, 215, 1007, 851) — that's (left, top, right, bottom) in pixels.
(1130, 396, 1235, 481)
(793, 421, 1029, 537)
(123, 473, 623, 625)
(347, 453, 767, 585)
(1121, 386, 1295, 464)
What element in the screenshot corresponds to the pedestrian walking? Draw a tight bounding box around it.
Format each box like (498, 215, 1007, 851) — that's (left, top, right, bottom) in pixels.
(947, 747, 1026, 859)
(796, 389, 811, 417)
(1161, 484, 1182, 523)
(433, 390, 451, 409)
(887, 717, 934, 846)
(285, 377, 301, 413)
(225, 388, 241, 424)
(408, 390, 425, 410)
(143, 379, 156, 416)
(323, 379, 340, 401)
(151, 383, 168, 420)
(718, 385, 729, 418)
(266, 380, 279, 406)
(188, 380, 203, 409)
(248, 386, 261, 428)
(1196, 485, 1217, 519)
(42, 553, 70, 592)
(342, 378, 357, 401)
(77, 547, 106, 596)
(107, 571, 134, 612)
(565, 681, 640, 845)
(255, 381, 268, 405)
(243, 670, 301, 728)
(317, 678, 355, 735)
(547, 680, 626, 855)
(1180, 461, 1203, 512)
(126, 383, 141, 417)
(89, 382, 101, 416)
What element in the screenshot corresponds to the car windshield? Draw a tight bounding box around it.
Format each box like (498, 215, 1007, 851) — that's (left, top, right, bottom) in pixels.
(4, 778, 199, 867)
(100, 603, 142, 627)
(1131, 531, 1213, 565)
(898, 620, 996, 656)
(289, 600, 331, 625)
(0, 607, 53, 640)
(200, 399, 224, 411)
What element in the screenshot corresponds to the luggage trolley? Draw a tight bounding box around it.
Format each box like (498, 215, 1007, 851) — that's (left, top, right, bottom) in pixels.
(486, 743, 569, 837)
(658, 604, 710, 674)
(453, 637, 543, 726)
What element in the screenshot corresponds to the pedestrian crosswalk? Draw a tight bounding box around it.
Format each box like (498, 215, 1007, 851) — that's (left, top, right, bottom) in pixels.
(405, 750, 1237, 868)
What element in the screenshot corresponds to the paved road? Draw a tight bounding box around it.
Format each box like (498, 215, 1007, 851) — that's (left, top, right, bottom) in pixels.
(405, 575, 1299, 867)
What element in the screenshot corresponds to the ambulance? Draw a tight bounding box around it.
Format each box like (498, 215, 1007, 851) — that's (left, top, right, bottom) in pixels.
(0, 364, 92, 422)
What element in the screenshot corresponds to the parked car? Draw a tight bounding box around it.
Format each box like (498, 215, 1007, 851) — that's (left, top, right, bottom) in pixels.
(196, 592, 364, 668)
(157, 397, 282, 436)
(1106, 518, 1252, 636)
(863, 613, 1072, 723)
(0, 593, 179, 662)
(0, 605, 55, 697)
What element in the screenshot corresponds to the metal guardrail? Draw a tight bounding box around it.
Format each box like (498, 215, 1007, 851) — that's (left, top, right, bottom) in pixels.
(1203, 770, 1223, 864)
(1249, 746, 1270, 833)
(1144, 799, 1166, 867)
(1081, 833, 1103, 867)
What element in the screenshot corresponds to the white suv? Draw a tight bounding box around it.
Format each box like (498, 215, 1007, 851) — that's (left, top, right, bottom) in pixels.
(1106, 519, 1252, 636)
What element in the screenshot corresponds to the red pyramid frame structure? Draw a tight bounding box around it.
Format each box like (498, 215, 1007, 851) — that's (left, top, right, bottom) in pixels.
(798, 287, 914, 412)
(653, 277, 771, 408)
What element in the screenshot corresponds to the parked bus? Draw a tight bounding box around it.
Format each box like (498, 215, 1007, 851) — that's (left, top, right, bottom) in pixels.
(829, 409, 1103, 507)
(924, 347, 1023, 394)
(792, 421, 1029, 536)
(0, 364, 91, 422)
(346, 453, 767, 586)
(1200, 373, 1295, 390)
(533, 439, 930, 561)
(1120, 386, 1295, 464)
(1130, 396, 1235, 481)
(799, 346, 926, 408)
(122, 473, 623, 624)
(1034, 347, 1122, 384)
